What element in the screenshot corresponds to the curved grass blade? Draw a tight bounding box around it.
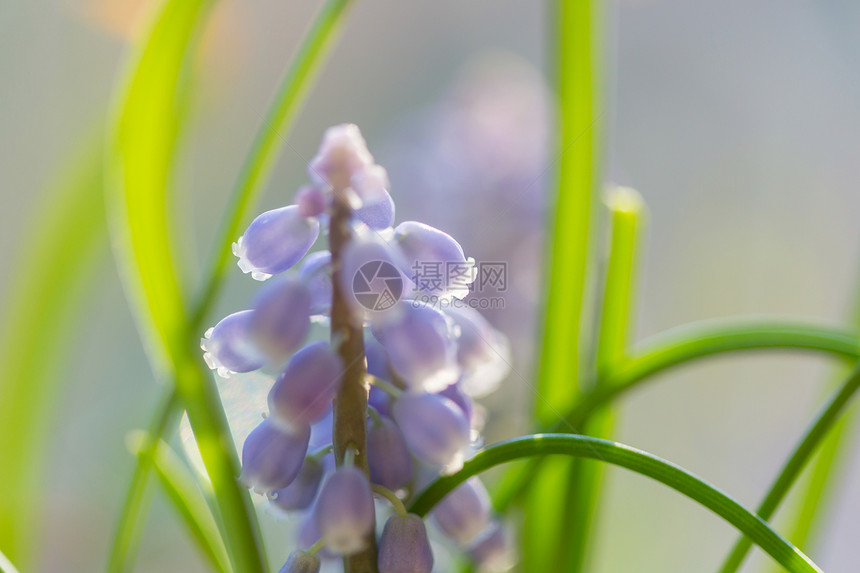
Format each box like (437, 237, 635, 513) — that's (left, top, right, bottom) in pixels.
(104, 0, 266, 571)
(0, 136, 106, 566)
(717, 362, 860, 572)
(128, 432, 232, 573)
(410, 435, 823, 573)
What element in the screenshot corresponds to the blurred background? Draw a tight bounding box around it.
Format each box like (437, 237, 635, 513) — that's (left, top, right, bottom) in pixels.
(3, 0, 860, 571)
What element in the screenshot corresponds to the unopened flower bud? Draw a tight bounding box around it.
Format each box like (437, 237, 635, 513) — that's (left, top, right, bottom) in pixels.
(234, 205, 320, 280)
(240, 418, 310, 494)
(308, 124, 374, 191)
(339, 236, 407, 318)
(295, 185, 328, 218)
(268, 341, 343, 431)
(372, 303, 459, 392)
(436, 383, 473, 423)
(270, 456, 324, 512)
(367, 417, 413, 491)
(278, 550, 321, 573)
(392, 391, 469, 472)
(201, 310, 264, 377)
(378, 514, 434, 573)
(355, 188, 395, 230)
(249, 275, 312, 365)
(431, 477, 491, 546)
(314, 466, 375, 554)
(394, 221, 475, 300)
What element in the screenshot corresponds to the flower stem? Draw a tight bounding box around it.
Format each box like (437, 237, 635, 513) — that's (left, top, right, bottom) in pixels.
(328, 194, 378, 573)
(372, 485, 408, 518)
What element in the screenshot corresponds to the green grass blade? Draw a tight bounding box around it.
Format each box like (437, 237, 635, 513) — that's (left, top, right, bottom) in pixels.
(559, 317, 860, 429)
(128, 432, 232, 573)
(526, 0, 603, 567)
(105, 0, 266, 571)
(561, 187, 646, 571)
(0, 136, 106, 566)
(493, 318, 860, 513)
(191, 0, 353, 329)
(410, 435, 823, 573)
(716, 363, 860, 572)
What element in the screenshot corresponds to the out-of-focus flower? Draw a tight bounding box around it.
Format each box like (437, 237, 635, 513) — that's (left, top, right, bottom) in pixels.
(308, 124, 374, 192)
(372, 303, 459, 392)
(392, 391, 470, 472)
(270, 456, 324, 513)
(298, 251, 333, 317)
(268, 341, 342, 432)
(468, 523, 515, 572)
(240, 418, 310, 494)
(367, 417, 413, 491)
(378, 514, 434, 573)
(314, 466, 375, 554)
(445, 305, 511, 397)
(431, 477, 492, 546)
(248, 275, 312, 365)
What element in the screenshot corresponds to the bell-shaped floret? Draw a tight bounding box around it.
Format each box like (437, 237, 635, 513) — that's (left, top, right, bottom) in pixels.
(468, 523, 515, 572)
(392, 391, 469, 472)
(394, 221, 476, 300)
(240, 418, 310, 494)
(436, 383, 473, 424)
(270, 456, 325, 513)
(298, 251, 332, 316)
(351, 164, 390, 204)
(308, 124, 374, 191)
(364, 337, 391, 380)
(339, 236, 407, 318)
(234, 205, 320, 280)
(297, 510, 334, 560)
(431, 477, 491, 546)
(201, 310, 264, 377)
(295, 185, 328, 219)
(378, 514, 434, 573)
(445, 305, 511, 397)
(355, 188, 395, 230)
(268, 342, 343, 432)
(278, 550, 321, 573)
(367, 417, 413, 491)
(249, 275, 312, 365)
(308, 408, 333, 451)
(371, 303, 459, 392)
(314, 466, 375, 554)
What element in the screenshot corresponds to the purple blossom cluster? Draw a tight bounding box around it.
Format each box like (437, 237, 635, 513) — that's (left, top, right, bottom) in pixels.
(201, 125, 514, 572)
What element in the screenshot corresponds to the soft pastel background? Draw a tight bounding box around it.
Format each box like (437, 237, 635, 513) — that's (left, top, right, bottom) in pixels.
(3, 0, 860, 571)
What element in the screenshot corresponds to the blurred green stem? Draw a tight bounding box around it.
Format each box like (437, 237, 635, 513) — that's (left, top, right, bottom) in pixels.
(525, 0, 602, 567)
(561, 187, 645, 572)
(717, 361, 860, 573)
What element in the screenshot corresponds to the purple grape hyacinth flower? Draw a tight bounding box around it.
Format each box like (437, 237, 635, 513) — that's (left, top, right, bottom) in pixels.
(371, 303, 459, 392)
(431, 477, 491, 546)
(468, 523, 515, 572)
(394, 221, 476, 300)
(338, 235, 407, 318)
(314, 466, 375, 554)
(200, 310, 264, 377)
(298, 251, 332, 316)
(378, 514, 434, 573)
(234, 205, 320, 280)
(308, 124, 374, 192)
(249, 275, 312, 365)
(240, 418, 310, 494)
(268, 341, 343, 432)
(355, 188, 395, 230)
(295, 185, 328, 219)
(392, 391, 469, 472)
(278, 550, 321, 573)
(367, 417, 413, 491)
(270, 455, 324, 513)
(436, 382, 473, 424)
(445, 305, 511, 397)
